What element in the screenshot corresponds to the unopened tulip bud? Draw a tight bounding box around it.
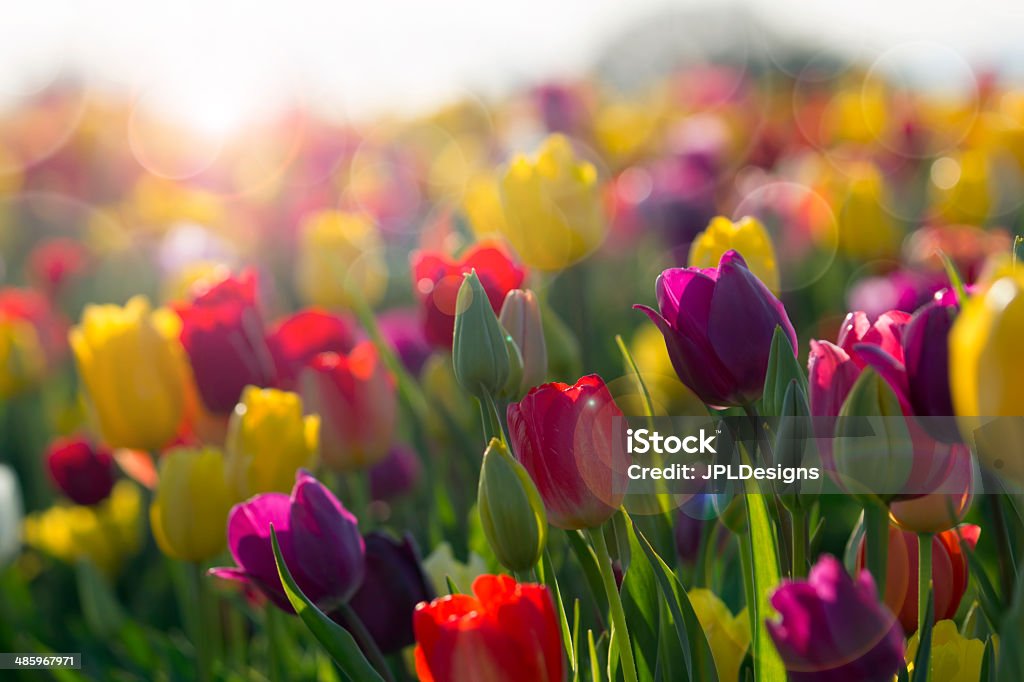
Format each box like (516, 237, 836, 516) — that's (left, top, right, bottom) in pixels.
(774, 379, 815, 511)
(762, 326, 807, 417)
(452, 271, 510, 400)
(499, 289, 548, 396)
(478, 438, 547, 572)
(499, 333, 525, 401)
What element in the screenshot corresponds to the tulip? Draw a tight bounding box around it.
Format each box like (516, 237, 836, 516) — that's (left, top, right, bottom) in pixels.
(499, 289, 548, 397)
(295, 209, 387, 309)
(833, 161, 901, 260)
(905, 620, 989, 682)
(478, 438, 547, 572)
(70, 296, 186, 451)
(150, 446, 234, 562)
(368, 444, 422, 501)
(688, 588, 750, 682)
(635, 250, 797, 407)
(452, 271, 511, 400)
(0, 317, 46, 398)
(23, 480, 143, 576)
(343, 532, 433, 654)
(27, 238, 89, 298)
(421, 542, 487, 595)
(930, 149, 992, 225)
(889, 443, 974, 534)
(950, 271, 1024, 481)
(498, 133, 607, 271)
(174, 270, 276, 415)
(0, 287, 66, 365)
(689, 216, 781, 293)
(45, 437, 116, 506)
(462, 172, 507, 239)
(0, 464, 23, 567)
(411, 241, 525, 349)
(767, 554, 904, 682)
(210, 471, 364, 612)
(377, 307, 432, 376)
(507, 374, 626, 530)
(413, 574, 564, 682)
(857, 524, 980, 635)
(299, 343, 396, 472)
(225, 386, 320, 498)
(266, 309, 356, 390)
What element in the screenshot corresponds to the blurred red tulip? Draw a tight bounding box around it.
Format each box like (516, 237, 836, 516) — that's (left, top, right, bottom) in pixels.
(267, 308, 356, 390)
(46, 436, 117, 506)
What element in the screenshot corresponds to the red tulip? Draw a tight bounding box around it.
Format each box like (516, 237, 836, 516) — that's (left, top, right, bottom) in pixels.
(45, 436, 117, 506)
(299, 342, 397, 472)
(413, 574, 564, 682)
(267, 308, 356, 390)
(0, 286, 68, 364)
(411, 241, 525, 349)
(507, 374, 627, 530)
(174, 270, 276, 414)
(857, 524, 980, 634)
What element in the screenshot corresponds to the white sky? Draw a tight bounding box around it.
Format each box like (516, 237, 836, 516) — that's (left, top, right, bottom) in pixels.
(2, 0, 1024, 127)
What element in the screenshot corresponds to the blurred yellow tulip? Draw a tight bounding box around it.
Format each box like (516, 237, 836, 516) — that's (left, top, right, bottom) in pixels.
(295, 210, 387, 310)
(906, 620, 992, 682)
(462, 173, 507, 239)
(499, 133, 607, 271)
(70, 296, 186, 451)
(950, 268, 1024, 481)
(689, 216, 781, 293)
(0, 317, 46, 398)
(225, 386, 319, 499)
(688, 588, 750, 682)
(23, 480, 143, 575)
(150, 447, 234, 562)
(930, 150, 993, 225)
(834, 161, 901, 260)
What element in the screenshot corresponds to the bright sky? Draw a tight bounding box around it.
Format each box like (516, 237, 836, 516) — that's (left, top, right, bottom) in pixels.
(2, 0, 1024, 127)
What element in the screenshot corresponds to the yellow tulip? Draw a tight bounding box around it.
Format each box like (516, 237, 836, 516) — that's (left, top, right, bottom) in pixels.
(150, 447, 234, 562)
(906, 620, 993, 682)
(950, 268, 1024, 481)
(70, 296, 186, 451)
(23, 480, 143, 575)
(295, 209, 386, 309)
(0, 317, 46, 398)
(225, 386, 319, 499)
(462, 173, 507, 239)
(930, 149, 993, 225)
(421, 541, 488, 595)
(499, 133, 607, 271)
(689, 216, 781, 293)
(688, 588, 751, 682)
(833, 161, 901, 260)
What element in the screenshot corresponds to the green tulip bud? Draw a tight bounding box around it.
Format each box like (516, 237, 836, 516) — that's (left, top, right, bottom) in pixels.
(498, 332, 525, 401)
(762, 325, 808, 416)
(833, 368, 913, 505)
(774, 379, 816, 512)
(452, 271, 511, 400)
(499, 289, 548, 396)
(478, 438, 547, 572)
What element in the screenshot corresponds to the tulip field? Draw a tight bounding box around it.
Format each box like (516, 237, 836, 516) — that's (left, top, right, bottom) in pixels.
(4, 33, 1024, 682)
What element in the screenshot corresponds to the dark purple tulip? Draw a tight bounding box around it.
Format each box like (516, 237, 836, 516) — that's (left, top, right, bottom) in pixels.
(377, 307, 432, 376)
(768, 555, 904, 682)
(341, 532, 433, 654)
(635, 250, 797, 407)
(369, 444, 423, 502)
(904, 300, 956, 418)
(210, 471, 365, 613)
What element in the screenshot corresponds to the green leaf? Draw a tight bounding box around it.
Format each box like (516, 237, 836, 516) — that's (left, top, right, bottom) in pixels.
(981, 636, 997, 682)
(761, 326, 807, 417)
(912, 592, 934, 682)
(567, 529, 610, 625)
(964, 544, 1003, 631)
(743, 485, 787, 681)
(75, 559, 125, 637)
(997, 565, 1024, 679)
(621, 517, 660, 682)
(587, 630, 602, 682)
(541, 549, 575, 674)
(936, 250, 968, 306)
(630, 516, 717, 681)
(270, 526, 384, 682)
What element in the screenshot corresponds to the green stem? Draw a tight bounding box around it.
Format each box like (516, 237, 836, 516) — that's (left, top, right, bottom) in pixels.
(188, 562, 213, 682)
(738, 530, 757, 641)
(791, 510, 807, 579)
(863, 503, 889, 597)
(265, 607, 286, 682)
(587, 525, 638, 682)
(336, 603, 396, 682)
(918, 532, 933, 632)
(480, 391, 506, 445)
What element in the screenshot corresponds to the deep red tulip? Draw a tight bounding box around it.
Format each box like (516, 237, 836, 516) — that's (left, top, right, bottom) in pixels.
(857, 524, 980, 634)
(299, 342, 397, 472)
(413, 574, 564, 682)
(267, 308, 356, 390)
(411, 241, 525, 349)
(635, 250, 797, 407)
(507, 374, 626, 530)
(45, 436, 117, 506)
(175, 270, 276, 414)
(369, 444, 422, 501)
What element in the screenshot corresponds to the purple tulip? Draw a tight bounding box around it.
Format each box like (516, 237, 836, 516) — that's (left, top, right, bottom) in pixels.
(377, 307, 432, 376)
(635, 250, 797, 407)
(340, 532, 433, 654)
(369, 444, 423, 502)
(767, 555, 904, 682)
(210, 471, 365, 613)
